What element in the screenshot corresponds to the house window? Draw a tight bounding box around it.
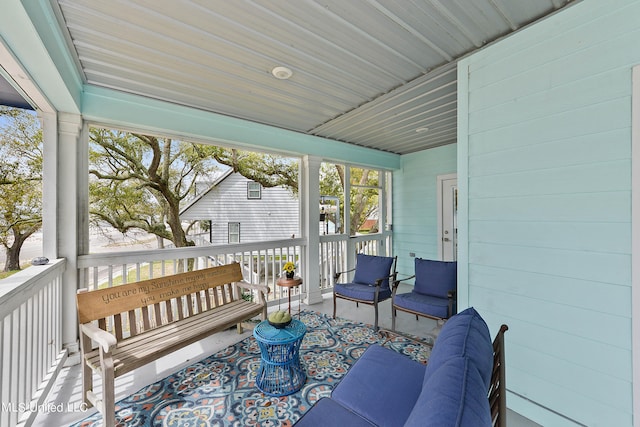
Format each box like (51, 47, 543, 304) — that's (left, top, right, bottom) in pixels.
(247, 182, 262, 199)
(228, 222, 240, 243)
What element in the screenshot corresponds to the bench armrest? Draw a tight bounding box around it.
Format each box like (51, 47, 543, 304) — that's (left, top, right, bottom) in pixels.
(236, 280, 270, 295)
(80, 323, 117, 353)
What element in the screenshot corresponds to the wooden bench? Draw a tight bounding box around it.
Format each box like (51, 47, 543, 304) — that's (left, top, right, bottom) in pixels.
(76, 262, 269, 426)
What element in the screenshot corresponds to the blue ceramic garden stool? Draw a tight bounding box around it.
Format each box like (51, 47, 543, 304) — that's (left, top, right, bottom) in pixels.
(253, 319, 307, 396)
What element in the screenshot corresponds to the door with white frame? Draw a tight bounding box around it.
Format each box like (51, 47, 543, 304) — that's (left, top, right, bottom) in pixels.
(437, 174, 457, 261)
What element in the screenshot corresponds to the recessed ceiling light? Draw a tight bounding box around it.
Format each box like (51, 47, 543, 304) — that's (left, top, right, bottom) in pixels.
(415, 127, 430, 133)
(271, 66, 293, 80)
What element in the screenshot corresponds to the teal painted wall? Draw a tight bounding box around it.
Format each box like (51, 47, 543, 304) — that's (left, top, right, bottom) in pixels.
(457, 0, 638, 425)
(393, 144, 456, 278)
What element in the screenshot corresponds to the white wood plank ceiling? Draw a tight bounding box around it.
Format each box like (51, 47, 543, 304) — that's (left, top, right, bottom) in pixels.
(54, 0, 575, 154)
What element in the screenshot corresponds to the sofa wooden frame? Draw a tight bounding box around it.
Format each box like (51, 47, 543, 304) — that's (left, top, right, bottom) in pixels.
(76, 262, 269, 426)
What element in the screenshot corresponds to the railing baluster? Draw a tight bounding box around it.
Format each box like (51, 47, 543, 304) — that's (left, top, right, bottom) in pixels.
(0, 260, 67, 426)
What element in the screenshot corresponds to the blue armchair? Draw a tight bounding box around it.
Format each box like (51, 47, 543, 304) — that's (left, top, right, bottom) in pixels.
(333, 254, 397, 330)
(392, 258, 457, 331)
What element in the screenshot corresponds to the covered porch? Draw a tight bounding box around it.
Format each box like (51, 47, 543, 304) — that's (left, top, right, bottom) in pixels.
(2, 1, 640, 426)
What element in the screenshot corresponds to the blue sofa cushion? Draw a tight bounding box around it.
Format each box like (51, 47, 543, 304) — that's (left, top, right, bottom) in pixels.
(294, 398, 376, 427)
(414, 258, 457, 298)
(334, 282, 392, 302)
(352, 254, 394, 288)
(404, 356, 492, 427)
(394, 291, 450, 318)
(331, 344, 426, 427)
(423, 307, 493, 388)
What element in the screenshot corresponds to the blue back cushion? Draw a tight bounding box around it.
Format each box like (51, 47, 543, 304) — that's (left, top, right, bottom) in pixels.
(404, 356, 492, 427)
(414, 258, 457, 298)
(423, 307, 493, 389)
(352, 254, 394, 288)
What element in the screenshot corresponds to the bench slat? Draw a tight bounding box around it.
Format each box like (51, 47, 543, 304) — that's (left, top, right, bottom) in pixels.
(141, 306, 151, 331)
(85, 300, 262, 376)
(114, 314, 123, 341)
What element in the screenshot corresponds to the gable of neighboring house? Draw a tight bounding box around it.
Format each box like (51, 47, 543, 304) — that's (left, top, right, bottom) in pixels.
(181, 171, 299, 244)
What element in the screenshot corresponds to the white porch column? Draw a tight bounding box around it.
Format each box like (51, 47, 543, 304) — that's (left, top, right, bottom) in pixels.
(57, 113, 83, 350)
(302, 155, 323, 305)
(40, 111, 58, 260)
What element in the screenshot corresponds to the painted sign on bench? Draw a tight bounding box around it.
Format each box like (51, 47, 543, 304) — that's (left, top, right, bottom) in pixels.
(77, 263, 243, 323)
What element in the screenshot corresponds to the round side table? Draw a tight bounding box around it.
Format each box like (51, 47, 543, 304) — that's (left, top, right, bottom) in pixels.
(253, 319, 307, 396)
(276, 276, 303, 316)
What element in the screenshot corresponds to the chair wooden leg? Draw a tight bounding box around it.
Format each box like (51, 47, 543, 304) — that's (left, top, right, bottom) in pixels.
(392, 307, 396, 331)
(374, 303, 379, 331)
(332, 293, 337, 319)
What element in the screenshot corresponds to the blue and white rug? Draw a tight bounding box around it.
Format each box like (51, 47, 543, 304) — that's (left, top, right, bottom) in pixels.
(72, 310, 432, 426)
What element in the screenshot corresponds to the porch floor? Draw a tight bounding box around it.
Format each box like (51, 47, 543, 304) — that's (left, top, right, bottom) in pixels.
(34, 286, 540, 426)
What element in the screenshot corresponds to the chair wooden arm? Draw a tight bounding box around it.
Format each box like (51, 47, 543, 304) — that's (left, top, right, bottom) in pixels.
(391, 274, 416, 293)
(373, 272, 397, 287)
(446, 290, 457, 317)
(80, 323, 117, 353)
(334, 268, 355, 282)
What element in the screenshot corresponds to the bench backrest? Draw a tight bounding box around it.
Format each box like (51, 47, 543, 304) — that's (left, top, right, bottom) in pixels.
(77, 263, 245, 339)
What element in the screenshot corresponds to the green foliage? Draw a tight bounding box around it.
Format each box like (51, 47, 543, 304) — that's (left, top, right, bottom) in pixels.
(0, 107, 43, 271)
(89, 128, 218, 247)
(207, 147, 298, 194)
(88, 129, 300, 248)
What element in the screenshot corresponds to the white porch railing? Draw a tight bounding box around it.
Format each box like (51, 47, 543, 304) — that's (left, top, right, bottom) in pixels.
(77, 233, 392, 306)
(0, 259, 67, 427)
(77, 238, 307, 304)
(318, 233, 392, 292)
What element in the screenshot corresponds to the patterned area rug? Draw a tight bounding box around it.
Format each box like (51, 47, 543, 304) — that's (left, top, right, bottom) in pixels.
(72, 310, 433, 427)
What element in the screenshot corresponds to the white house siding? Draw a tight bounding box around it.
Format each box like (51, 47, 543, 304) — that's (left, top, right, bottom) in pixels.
(393, 144, 456, 278)
(181, 172, 299, 244)
(456, 0, 639, 425)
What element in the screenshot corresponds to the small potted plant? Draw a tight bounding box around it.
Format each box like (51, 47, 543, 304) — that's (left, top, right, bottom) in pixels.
(283, 261, 296, 279)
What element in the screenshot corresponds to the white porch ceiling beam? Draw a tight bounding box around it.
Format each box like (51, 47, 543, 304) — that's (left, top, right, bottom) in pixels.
(81, 85, 401, 170)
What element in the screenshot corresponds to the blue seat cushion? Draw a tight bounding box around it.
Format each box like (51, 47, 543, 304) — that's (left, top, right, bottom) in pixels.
(394, 291, 451, 318)
(404, 356, 492, 427)
(423, 307, 493, 389)
(332, 344, 426, 427)
(334, 282, 392, 302)
(352, 254, 394, 288)
(414, 258, 457, 298)
(294, 398, 376, 427)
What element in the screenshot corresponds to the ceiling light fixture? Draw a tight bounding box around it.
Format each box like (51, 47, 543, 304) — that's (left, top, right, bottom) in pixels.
(415, 127, 430, 133)
(271, 66, 293, 80)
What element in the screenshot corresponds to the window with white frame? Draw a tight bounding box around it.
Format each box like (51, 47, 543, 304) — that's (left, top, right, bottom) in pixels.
(247, 182, 261, 199)
(228, 222, 240, 243)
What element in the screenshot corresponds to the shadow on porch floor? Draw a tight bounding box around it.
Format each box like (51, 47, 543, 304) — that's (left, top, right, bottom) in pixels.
(34, 289, 540, 427)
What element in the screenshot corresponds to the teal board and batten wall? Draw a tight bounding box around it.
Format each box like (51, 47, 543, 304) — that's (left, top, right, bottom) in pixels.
(393, 144, 456, 278)
(457, 0, 638, 425)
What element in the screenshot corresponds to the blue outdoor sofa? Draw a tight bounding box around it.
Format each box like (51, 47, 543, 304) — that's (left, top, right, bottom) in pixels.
(294, 307, 508, 427)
